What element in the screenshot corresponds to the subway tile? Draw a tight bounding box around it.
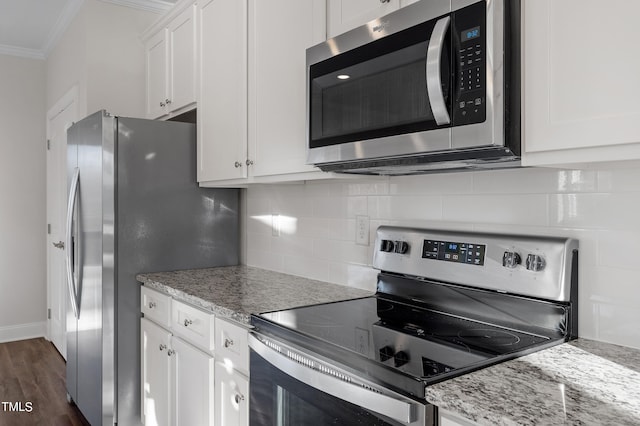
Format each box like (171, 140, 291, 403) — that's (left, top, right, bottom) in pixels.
(295, 217, 329, 238)
(597, 166, 640, 193)
(246, 249, 284, 273)
(443, 194, 548, 226)
(550, 193, 640, 230)
(327, 263, 378, 291)
(472, 168, 597, 194)
(389, 172, 472, 195)
(271, 234, 315, 258)
(327, 218, 354, 242)
(282, 255, 329, 282)
(328, 178, 390, 197)
(598, 230, 640, 270)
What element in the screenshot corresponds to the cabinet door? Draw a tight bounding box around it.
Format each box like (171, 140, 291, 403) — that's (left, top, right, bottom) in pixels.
(172, 337, 214, 426)
(327, 0, 399, 38)
(214, 362, 249, 426)
(168, 5, 197, 112)
(146, 29, 169, 119)
(198, 0, 248, 182)
(247, 0, 325, 177)
(523, 0, 640, 162)
(141, 318, 172, 426)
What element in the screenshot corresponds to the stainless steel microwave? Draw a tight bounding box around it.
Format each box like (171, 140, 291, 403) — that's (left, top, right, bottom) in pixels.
(306, 0, 520, 175)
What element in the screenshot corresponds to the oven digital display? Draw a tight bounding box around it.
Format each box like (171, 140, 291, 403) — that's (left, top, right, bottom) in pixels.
(422, 239, 486, 265)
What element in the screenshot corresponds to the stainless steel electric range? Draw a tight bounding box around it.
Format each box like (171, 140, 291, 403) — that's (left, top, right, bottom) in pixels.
(249, 226, 578, 425)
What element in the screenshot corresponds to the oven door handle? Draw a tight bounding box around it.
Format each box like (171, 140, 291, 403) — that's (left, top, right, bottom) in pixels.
(248, 333, 417, 424)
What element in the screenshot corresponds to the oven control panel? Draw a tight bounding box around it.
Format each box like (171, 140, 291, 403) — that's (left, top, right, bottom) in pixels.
(373, 226, 579, 302)
(422, 239, 486, 266)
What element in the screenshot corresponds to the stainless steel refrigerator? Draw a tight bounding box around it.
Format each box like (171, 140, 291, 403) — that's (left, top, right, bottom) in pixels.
(65, 110, 239, 425)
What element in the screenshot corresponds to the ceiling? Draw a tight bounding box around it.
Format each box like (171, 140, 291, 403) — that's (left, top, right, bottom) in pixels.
(0, 0, 176, 60)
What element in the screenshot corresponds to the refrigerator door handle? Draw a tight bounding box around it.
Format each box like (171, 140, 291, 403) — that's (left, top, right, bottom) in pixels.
(65, 167, 80, 318)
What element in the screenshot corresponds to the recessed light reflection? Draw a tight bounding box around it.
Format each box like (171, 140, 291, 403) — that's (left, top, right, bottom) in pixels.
(337, 74, 350, 80)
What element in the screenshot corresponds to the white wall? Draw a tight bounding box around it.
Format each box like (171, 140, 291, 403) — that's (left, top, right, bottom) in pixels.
(246, 166, 640, 350)
(0, 55, 47, 341)
(46, 0, 158, 116)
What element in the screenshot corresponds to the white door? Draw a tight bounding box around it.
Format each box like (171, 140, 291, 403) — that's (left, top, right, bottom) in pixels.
(46, 91, 77, 358)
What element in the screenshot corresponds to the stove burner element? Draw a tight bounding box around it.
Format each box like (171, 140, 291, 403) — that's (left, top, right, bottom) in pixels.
(457, 329, 521, 347)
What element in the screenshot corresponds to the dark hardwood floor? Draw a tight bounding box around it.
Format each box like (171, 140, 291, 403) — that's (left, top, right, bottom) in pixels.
(0, 338, 90, 426)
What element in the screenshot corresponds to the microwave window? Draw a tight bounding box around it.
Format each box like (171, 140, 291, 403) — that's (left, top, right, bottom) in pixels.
(310, 39, 445, 147)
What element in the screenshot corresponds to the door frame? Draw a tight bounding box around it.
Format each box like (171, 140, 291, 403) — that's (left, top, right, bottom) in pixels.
(46, 86, 79, 357)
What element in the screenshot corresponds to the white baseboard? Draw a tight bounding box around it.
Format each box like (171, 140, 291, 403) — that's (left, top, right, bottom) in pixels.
(0, 322, 47, 343)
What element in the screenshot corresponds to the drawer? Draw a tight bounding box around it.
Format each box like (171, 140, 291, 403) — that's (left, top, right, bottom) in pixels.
(141, 286, 171, 327)
(171, 299, 215, 352)
(214, 317, 249, 376)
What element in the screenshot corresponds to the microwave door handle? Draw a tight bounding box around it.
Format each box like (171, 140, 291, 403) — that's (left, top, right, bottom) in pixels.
(426, 16, 451, 126)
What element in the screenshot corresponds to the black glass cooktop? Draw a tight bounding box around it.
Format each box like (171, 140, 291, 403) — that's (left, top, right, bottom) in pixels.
(255, 296, 552, 382)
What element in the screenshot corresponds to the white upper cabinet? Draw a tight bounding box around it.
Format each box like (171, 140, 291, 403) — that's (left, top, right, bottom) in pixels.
(198, 0, 248, 182)
(168, 6, 197, 113)
(247, 0, 326, 178)
(146, 29, 169, 119)
(198, 0, 328, 185)
(144, 4, 197, 119)
(522, 0, 640, 166)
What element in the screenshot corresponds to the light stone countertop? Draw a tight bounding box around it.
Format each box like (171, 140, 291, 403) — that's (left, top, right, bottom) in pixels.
(137, 265, 640, 425)
(136, 265, 373, 325)
(426, 338, 640, 425)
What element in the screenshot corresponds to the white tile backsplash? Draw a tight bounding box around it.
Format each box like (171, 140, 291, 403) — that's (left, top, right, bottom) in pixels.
(245, 165, 640, 349)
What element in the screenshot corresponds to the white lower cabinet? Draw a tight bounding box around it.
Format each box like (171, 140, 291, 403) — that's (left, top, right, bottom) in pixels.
(214, 361, 249, 426)
(173, 336, 214, 426)
(141, 318, 172, 426)
(141, 286, 250, 426)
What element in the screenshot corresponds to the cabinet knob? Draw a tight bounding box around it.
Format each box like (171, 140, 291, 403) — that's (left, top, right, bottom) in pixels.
(167, 349, 175, 357)
(234, 393, 245, 404)
(246, 159, 254, 166)
(165, 98, 172, 104)
(159, 344, 167, 352)
(380, 0, 390, 3)
(148, 301, 157, 309)
(234, 161, 242, 168)
(52, 241, 65, 249)
(160, 101, 166, 107)
(184, 319, 193, 327)
(224, 338, 234, 348)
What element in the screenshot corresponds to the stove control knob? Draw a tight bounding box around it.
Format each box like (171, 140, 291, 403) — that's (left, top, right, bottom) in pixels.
(394, 351, 410, 367)
(394, 241, 409, 254)
(526, 254, 546, 272)
(502, 251, 521, 268)
(380, 239, 395, 253)
(379, 345, 395, 362)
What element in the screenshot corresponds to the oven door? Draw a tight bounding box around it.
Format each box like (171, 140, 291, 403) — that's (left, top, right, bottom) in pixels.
(248, 333, 431, 426)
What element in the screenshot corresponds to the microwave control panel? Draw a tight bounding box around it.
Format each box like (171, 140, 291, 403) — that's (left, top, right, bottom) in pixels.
(451, 1, 486, 126)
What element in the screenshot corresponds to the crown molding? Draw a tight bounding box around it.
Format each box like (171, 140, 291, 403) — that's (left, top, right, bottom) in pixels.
(99, 0, 175, 14)
(42, 0, 85, 58)
(0, 44, 45, 60)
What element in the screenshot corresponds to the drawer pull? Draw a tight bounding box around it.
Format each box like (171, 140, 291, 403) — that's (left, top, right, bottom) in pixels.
(224, 338, 234, 348)
(159, 344, 167, 352)
(148, 301, 157, 309)
(234, 393, 245, 404)
(184, 319, 193, 327)
(167, 349, 175, 357)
